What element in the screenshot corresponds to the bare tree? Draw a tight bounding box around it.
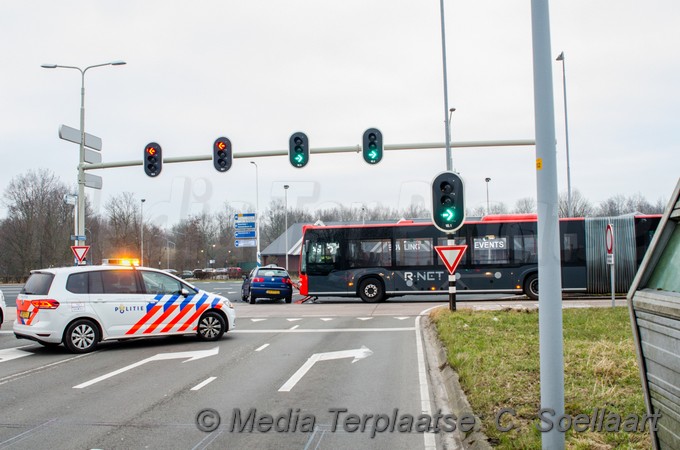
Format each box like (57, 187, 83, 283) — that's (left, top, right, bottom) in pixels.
(513, 197, 536, 214)
(559, 190, 595, 217)
(0, 169, 72, 277)
(596, 194, 628, 217)
(105, 192, 141, 258)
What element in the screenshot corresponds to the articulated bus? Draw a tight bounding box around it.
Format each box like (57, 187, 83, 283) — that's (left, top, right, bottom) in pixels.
(298, 214, 660, 302)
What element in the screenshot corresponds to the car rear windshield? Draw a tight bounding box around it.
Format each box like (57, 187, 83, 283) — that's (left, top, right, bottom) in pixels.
(259, 269, 288, 278)
(22, 272, 55, 295)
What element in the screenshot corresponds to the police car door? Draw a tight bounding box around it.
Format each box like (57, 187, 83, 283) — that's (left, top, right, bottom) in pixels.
(136, 270, 195, 335)
(88, 269, 148, 339)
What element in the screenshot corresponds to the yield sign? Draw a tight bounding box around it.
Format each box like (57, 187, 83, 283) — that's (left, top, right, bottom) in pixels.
(71, 245, 90, 263)
(435, 245, 467, 275)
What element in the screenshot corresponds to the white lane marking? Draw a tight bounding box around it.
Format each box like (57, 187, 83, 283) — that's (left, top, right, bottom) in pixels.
(250, 319, 267, 322)
(191, 376, 217, 391)
(255, 343, 270, 352)
(394, 316, 410, 320)
(232, 327, 414, 334)
(416, 305, 445, 450)
(289, 325, 300, 330)
(0, 352, 94, 386)
(0, 347, 33, 363)
(74, 347, 219, 389)
(279, 346, 373, 392)
(286, 318, 303, 322)
(320, 318, 333, 322)
(357, 317, 373, 321)
(0, 330, 15, 334)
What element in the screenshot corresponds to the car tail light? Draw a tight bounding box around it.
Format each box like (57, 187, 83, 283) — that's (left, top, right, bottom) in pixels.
(31, 299, 60, 309)
(283, 277, 292, 285)
(252, 277, 264, 283)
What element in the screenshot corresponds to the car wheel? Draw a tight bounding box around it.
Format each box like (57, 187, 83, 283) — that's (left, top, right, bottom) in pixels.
(249, 293, 257, 304)
(197, 311, 226, 341)
(285, 294, 292, 304)
(358, 278, 385, 303)
(524, 273, 539, 300)
(64, 319, 100, 353)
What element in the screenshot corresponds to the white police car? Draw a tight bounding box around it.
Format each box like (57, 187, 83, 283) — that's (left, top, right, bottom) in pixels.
(14, 265, 236, 353)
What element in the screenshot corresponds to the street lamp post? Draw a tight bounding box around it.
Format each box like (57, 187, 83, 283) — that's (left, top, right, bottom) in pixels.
(438, 0, 453, 171)
(485, 178, 491, 215)
(166, 240, 175, 270)
(41, 61, 126, 253)
(556, 52, 573, 217)
(140, 199, 146, 266)
(250, 161, 261, 266)
(284, 184, 290, 271)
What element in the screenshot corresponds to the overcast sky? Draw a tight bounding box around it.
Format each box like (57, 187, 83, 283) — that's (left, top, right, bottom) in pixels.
(2, 1, 678, 229)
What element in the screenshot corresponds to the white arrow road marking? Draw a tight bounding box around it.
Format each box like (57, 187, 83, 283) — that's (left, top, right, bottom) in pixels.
(73, 347, 219, 389)
(0, 347, 33, 363)
(279, 346, 373, 392)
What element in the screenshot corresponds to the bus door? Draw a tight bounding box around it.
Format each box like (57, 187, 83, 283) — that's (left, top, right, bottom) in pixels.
(303, 237, 348, 296)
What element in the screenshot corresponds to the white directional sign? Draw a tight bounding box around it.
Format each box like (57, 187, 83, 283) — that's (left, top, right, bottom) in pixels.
(73, 347, 219, 389)
(279, 346, 373, 392)
(235, 239, 257, 248)
(59, 124, 102, 151)
(84, 173, 102, 190)
(84, 148, 102, 164)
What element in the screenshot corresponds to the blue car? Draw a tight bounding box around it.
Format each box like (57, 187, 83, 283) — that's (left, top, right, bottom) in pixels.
(241, 265, 293, 304)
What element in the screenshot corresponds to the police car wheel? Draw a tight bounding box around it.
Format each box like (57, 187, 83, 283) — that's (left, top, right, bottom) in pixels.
(64, 319, 100, 353)
(197, 311, 226, 341)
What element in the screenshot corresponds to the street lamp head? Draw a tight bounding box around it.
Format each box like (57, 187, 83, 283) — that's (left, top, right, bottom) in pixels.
(141, 199, 146, 203)
(449, 107, 456, 112)
(284, 184, 289, 190)
(556, 52, 564, 62)
(485, 177, 491, 183)
(41, 64, 58, 69)
(110, 60, 126, 66)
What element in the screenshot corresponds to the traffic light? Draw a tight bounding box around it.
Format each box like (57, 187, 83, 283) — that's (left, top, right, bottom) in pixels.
(289, 132, 309, 168)
(431, 171, 465, 232)
(213, 137, 232, 172)
(144, 142, 162, 177)
(362, 128, 383, 164)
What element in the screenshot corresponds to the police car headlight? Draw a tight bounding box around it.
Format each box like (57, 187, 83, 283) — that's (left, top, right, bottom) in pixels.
(224, 299, 234, 309)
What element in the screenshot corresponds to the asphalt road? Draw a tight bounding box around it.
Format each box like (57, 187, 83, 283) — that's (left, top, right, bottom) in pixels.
(0, 288, 451, 449)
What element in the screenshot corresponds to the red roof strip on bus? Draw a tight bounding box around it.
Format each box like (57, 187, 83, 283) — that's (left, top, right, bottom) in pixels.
(300, 214, 661, 233)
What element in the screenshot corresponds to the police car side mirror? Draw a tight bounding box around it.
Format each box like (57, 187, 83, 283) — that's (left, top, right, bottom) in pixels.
(181, 288, 191, 297)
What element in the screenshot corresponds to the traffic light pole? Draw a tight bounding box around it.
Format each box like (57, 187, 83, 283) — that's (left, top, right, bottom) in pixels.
(447, 235, 456, 311)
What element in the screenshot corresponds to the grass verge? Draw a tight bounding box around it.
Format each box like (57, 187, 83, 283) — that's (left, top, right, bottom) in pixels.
(431, 306, 652, 449)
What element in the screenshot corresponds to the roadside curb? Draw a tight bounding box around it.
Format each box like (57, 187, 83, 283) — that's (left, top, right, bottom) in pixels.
(422, 312, 492, 450)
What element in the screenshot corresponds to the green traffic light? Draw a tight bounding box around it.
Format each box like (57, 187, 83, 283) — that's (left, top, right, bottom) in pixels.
(440, 207, 456, 222)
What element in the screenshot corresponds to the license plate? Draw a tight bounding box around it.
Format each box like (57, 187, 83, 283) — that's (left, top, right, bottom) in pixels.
(266, 290, 280, 295)
(20, 311, 31, 319)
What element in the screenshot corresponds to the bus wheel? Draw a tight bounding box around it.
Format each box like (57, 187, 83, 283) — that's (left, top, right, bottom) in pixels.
(359, 278, 384, 303)
(524, 274, 539, 300)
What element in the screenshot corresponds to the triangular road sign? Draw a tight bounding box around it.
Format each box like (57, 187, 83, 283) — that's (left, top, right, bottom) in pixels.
(435, 245, 468, 275)
(71, 245, 90, 263)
